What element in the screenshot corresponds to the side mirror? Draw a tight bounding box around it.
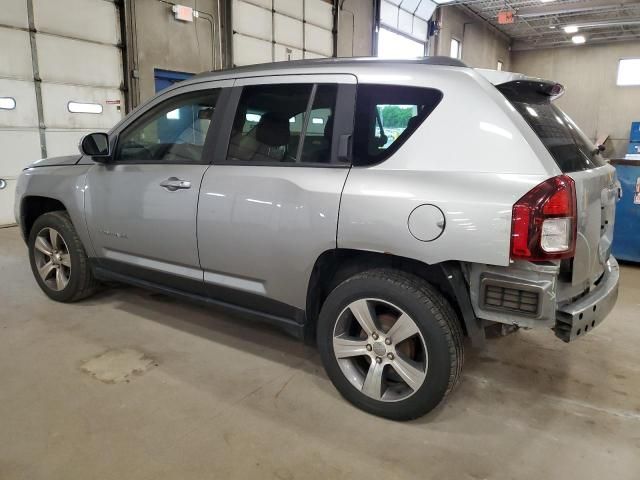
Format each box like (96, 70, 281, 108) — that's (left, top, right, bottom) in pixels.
(79, 132, 111, 162)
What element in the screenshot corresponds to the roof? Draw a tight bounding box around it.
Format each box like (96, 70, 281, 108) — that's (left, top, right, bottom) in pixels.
(191, 56, 470, 82)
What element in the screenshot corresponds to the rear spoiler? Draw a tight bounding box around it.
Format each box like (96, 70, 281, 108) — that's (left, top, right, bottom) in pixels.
(476, 68, 565, 100)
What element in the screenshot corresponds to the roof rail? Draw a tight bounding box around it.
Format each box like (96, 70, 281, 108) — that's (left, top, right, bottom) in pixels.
(203, 56, 469, 76)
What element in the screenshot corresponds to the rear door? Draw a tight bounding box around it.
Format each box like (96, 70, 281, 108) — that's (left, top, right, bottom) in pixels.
(197, 74, 356, 314)
(499, 84, 617, 295)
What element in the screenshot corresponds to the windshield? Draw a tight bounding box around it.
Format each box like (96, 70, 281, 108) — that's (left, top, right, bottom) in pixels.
(499, 85, 606, 172)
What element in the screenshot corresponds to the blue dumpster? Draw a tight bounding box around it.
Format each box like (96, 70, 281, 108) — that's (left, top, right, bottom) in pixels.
(611, 159, 640, 263)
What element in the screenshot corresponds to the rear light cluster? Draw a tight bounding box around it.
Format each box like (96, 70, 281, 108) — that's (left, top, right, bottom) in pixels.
(510, 175, 577, 261)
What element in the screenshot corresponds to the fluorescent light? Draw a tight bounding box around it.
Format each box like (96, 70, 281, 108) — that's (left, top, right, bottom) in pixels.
(572, 35, 586, 44)
(564, 25, 579, 33)
(68, 101, 103, 114)
(0, 97, 16, 110)
(540, 0, 556, 3)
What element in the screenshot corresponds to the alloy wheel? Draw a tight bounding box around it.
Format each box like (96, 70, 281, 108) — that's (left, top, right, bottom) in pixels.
(332, 298, 428, 402)
(33, 227, 71, 291)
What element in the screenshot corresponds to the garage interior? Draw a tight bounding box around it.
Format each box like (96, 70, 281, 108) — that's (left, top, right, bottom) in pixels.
(1, 0, 639, 478)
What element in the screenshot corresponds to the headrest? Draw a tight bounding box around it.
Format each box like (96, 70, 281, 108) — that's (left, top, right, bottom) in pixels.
(324, 115, 334, 138)
(256, 112, 290, 147)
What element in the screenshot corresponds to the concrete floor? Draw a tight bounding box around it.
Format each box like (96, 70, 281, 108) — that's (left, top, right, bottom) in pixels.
(1, 226, 639, 480)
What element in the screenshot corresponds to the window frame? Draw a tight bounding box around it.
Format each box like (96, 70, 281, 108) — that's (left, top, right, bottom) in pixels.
(111, 86, 227, 165)
(213, 77, 356, 168)
(351, 83, 444, 167)
(616, 57, 640, 87)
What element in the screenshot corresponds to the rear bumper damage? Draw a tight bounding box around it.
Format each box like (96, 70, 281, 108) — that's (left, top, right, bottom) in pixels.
(468, 256, 619, 341)
(555, 256, 619, 342)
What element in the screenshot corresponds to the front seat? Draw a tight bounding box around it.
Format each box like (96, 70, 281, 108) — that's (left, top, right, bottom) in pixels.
(249, 112, 293, 162)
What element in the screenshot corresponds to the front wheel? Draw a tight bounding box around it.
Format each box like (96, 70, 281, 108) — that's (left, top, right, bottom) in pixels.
(317, 268, 464, 421)
(28, 211, 98, 302)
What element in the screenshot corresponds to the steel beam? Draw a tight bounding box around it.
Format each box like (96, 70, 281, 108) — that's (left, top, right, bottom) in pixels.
(517, 0, 640, 18)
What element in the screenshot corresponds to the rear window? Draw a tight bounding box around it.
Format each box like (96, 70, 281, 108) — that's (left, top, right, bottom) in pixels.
(352, 84, 442, 166)
(498, 83, 606, 172)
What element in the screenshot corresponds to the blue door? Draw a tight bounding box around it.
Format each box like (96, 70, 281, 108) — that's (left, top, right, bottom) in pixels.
(154, 69, 194, 93)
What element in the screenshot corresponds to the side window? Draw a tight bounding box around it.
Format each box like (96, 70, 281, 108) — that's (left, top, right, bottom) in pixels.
(116, 89, 220, 163)
(352, 84, 442, 166)
(227, 83, 338, 164)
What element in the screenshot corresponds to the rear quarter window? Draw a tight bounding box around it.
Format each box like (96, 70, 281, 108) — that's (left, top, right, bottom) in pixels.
(498, 83, 606, 172)
(352, 84, 442, 166)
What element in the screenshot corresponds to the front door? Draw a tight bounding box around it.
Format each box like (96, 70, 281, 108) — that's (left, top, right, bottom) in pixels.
(197, 75, 356, 315)
(85, 82, 229, 291)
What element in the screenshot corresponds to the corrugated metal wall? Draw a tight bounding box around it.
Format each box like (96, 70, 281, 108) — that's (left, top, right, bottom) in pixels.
(231, 0, 335, 66)
(0, 0, 125, 225)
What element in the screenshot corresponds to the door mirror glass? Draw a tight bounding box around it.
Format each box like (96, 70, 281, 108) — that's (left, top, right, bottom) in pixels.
(80, 132, 110, 159)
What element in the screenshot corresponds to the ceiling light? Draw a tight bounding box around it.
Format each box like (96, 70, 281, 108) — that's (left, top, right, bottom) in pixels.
(572, 35, 586, 44)
(564, 25, 579, 33)
(540, 0, 556, 3)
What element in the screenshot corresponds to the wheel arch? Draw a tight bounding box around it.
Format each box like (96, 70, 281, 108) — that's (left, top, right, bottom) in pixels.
(20, 196, 68, 240)
(305, 249, 485, 347)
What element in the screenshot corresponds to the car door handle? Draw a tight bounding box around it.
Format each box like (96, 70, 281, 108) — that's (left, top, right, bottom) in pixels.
(160, 177, 192, 191)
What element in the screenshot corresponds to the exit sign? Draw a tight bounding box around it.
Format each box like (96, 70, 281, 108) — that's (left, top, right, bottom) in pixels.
(172, 5, 195, 22)
(497, 11, 515, 24)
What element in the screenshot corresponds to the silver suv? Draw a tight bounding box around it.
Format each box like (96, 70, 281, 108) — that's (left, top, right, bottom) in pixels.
(15, 57, 620, 420)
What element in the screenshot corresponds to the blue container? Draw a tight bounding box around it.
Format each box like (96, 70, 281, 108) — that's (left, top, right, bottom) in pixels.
(627, 142, 640, 155)
(611, 160, 640, 263)
(631, 122, 640, 142)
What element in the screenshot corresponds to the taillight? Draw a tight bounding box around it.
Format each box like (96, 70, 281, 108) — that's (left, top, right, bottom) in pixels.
(510, 175, 576, 261)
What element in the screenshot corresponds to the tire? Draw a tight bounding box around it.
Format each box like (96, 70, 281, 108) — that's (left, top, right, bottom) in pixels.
(28, 211, 98, 302)
(317, 268, 464, 421)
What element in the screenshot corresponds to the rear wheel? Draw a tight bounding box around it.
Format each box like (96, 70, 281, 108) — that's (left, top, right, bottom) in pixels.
(317, 268, 463, 420)
(28, 211, 98, 302)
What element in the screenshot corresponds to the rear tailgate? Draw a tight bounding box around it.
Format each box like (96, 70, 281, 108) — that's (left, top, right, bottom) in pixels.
(496, 78, 617, 296)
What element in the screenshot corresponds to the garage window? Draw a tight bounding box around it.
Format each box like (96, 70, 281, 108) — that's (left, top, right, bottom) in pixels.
(68, 102, 103, 114)
(617, 58, 640, 86)
(0, 97, 16, 110)
(352, 84, 443, 166)
(226, 83, 338, 165)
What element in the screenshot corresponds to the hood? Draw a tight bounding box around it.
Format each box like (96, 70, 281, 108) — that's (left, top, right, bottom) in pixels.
(27, 155, 82, 169)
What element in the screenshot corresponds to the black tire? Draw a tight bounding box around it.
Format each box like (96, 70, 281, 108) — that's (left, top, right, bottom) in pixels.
(28, 211, 98, 302)
(317, 268, 464, 421)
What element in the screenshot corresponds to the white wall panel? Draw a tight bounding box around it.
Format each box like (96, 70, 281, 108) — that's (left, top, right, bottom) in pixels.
(33, 0, 120, 45)
(0, 79, 38, 128)
(305, 23, 333, 57)
(241, 0, 271, 8)
(275, 0, 303, 19)
(381, 0, 435, 40)
(0, 129, 41, 170)
(0, 131, 41, 175)
(2, 0, 29, 29)
(380, 1, 398, 28)
(399, 9, 413, 33)
(41, 84, 122, 130)
(37, 34, 123, 88)
(233, 34, 272, 66)
(0, 28, 33, 80)
(413, 17, 428, 39)
(274, 44, 303, 62)
(274, 13, 303, 50)
(304, 51, 325, 59)
(305, 0, 333, 30)
(233, 0, 272, 41)
(45, 129, 102, 158)
(0, 180, 18, 226)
